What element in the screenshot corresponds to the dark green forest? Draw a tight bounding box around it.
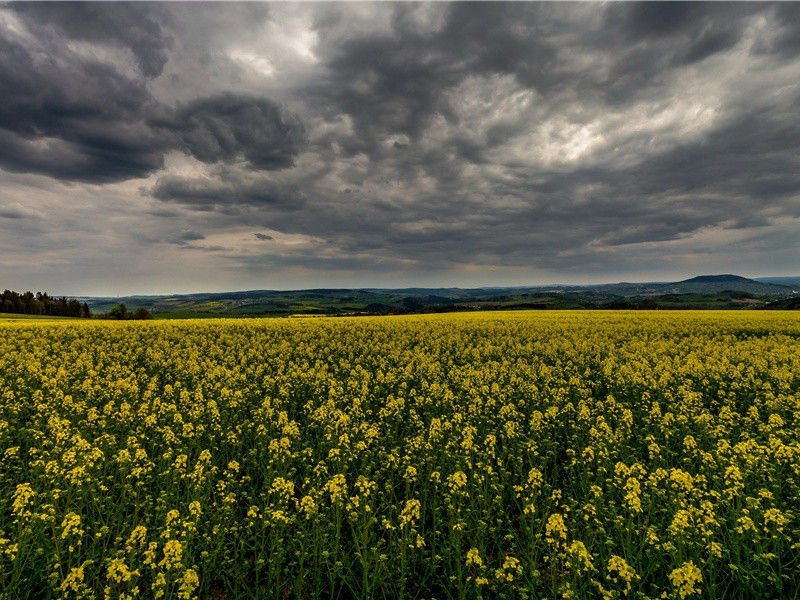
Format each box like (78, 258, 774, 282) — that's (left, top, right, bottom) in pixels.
(1, 289, 90, 318)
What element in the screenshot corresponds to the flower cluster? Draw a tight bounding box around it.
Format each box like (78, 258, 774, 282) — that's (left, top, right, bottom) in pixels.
(1, 310, 799, 598)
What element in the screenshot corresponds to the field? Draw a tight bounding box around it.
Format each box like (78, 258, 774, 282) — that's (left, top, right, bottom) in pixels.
(0, 313, 76, 322)
(1, 311, 799, 599)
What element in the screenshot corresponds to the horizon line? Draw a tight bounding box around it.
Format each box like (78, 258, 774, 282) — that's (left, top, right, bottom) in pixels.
(19, 273, 800, 299)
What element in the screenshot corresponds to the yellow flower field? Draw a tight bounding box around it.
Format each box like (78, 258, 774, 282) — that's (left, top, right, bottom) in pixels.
(1, 311, 799, 599)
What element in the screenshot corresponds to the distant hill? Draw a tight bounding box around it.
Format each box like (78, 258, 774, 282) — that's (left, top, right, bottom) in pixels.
(73, 274, 797, 317)
(655, 274, 793, 296)
(756, 276, 800, 289)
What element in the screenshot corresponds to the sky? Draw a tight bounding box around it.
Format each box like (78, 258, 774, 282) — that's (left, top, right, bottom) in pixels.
(1, 2, 799, 296)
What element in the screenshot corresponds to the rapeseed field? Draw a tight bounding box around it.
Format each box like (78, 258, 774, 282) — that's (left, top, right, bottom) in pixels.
(0, 311, 798, 599)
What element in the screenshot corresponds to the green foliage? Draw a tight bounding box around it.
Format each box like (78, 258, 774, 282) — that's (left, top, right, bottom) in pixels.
(105, 304, 153, 320)
(0, 289, 89, 318)
(132, 307, 153, 320)
(106, 303, 129, 319)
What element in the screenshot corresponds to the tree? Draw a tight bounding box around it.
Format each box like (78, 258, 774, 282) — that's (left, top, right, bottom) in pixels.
(107, 304, 129, 320)
(67, 299, 82, 317)
(132, 307, 153, 320)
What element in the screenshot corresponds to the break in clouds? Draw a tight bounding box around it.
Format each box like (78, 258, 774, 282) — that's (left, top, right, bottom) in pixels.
(1, 2, 799, 294)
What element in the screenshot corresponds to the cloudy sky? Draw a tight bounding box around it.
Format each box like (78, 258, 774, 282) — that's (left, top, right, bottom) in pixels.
(1, 2, 799, 295)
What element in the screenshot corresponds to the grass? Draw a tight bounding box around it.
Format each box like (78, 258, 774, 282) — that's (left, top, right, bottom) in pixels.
(0, 312, 78, 321)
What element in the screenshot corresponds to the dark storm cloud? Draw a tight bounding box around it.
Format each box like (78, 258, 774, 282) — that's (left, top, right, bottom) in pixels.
(308, 2, 764, 154)
(484, 100, 800, 255)
(14, 2, 174, 77)
(3, 2, 800, 292)
(151, 171, 304, 211)
(155, 95, 306, 170)
(0, 29, 166, 182)
(607, 2, 760, 71)
(264, 2, 798, 269)
(0, 5, 304, 182)
(307, 2, 560, 157)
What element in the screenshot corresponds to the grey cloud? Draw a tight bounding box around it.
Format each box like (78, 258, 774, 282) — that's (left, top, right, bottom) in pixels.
(0, 6, 305, 183)
(308, 3, 559, 156)
(681, 29, 740, 65)
(156, 95, 306, 170)
(763, 3, 800, 58)
(169, 231, 205, 246)
(0, 30, 167, 182)
(178, 244, 227, 253)
(228, 250, 413, 274)
(151, 171, 304, 211)
(622, 2, 703, 38)
(14, 2, 174, 77)
(146, 209, 180, 218)
(310, 2, 764, 152)
(4, 2, 800, 292)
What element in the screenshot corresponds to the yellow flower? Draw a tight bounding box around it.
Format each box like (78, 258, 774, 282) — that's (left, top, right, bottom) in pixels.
(61, 512, 84, 540)
(623, 477, 642, 513)
(178, 568, 200, 599)
(325, 474, 348, 504)
(399, 499, 421, 528)
(566, 540, 595, 573)
(465, 547, 483, 567)
(126, 525, 148, 551)
(495, 555, 522, 582)
(448, 471, 468, 492)
(607, 555, 637, 595)
(11, 483, 35, 519)
(107, 558, 139, 584)
(60, 561, 92, 593)
(545, 513, 567, 546)
(669, 561, 702, 598)
(160, 539, 183, 570)
(300, 495, 318, 519)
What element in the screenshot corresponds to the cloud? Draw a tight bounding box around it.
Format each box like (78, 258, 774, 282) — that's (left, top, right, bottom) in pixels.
(0, 208, 26, 219)
(0, 8, 304, 183)
(157, 94, 306, 170)
(2, 2, 800, 293)
(14, 2, 174, 77)
(150, 168, 304, 211)
(0, 25, 167, 182)
(168, 231, 205, 246)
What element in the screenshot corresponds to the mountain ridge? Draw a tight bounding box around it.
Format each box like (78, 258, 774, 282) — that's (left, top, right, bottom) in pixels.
(679, 274, 752, 283)
(656, 275, 791, 296)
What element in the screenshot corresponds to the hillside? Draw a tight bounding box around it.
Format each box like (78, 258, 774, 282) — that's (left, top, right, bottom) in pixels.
(655, 275, 793, 296)
(757, 276, 800, 290)
(72, 274, 798, 317)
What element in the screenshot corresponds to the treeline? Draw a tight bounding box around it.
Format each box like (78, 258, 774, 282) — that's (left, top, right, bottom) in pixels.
(1, 289, 90, 318)
(104, 304, 152, 320)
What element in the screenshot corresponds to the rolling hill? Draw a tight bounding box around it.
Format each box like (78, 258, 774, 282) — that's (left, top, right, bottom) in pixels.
(70, 274, 798, 317)
(654, 274, 794, 296)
